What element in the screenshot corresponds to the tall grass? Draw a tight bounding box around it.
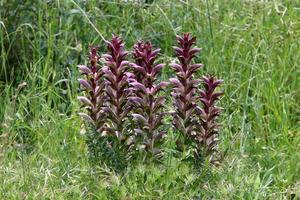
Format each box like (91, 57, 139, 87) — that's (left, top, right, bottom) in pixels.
(0, 0, 299, 199)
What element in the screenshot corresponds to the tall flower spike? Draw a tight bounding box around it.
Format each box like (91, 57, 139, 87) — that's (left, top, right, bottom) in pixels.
(78, 46, 106, 132)
(132, 41, 146, 83)
(196, 75, 223, 155)
(103, 35, 133, 141)
(170, 33, 203, 142)
(129, 41, 168, 154)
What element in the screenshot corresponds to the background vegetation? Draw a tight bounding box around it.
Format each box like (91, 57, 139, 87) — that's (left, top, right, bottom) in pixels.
(0, 0, 299, 199)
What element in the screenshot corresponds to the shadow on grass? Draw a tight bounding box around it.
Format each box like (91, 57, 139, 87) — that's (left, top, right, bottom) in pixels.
(85, 127, 131, 172)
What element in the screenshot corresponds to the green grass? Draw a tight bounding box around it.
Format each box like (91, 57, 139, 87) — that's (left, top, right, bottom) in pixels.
(0, 0, 299, 199)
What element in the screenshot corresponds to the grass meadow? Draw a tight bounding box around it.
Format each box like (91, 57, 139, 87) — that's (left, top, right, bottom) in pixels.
(0, 0, 299, 199)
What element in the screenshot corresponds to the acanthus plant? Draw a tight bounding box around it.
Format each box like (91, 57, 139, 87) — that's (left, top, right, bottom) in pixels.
(129, 41, 168, 154)
(196, 75, 223, 156)
(170, 33, 203, 145)
(170, 33, 223, 157)
(102, 35, 134, 143)
(78, 46, 106, 133)
(76, 33, 224, 161)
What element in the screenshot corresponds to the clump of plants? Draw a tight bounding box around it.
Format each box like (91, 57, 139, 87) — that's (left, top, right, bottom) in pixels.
(77, 33, 223, 164)
(170, 33, 224, 159)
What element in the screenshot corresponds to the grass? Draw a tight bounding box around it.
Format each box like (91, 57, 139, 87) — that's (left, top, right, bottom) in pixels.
(0, 0, 299, 199)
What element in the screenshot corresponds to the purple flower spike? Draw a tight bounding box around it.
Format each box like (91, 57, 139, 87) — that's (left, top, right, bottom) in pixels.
(130, 41, 168, 154)
(78, 46, 106, 132)
(196, 75, 223, 155)
(103, 35, 132, 141)
(171, 33, 224, 160)
(171, 33, 203, 141)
